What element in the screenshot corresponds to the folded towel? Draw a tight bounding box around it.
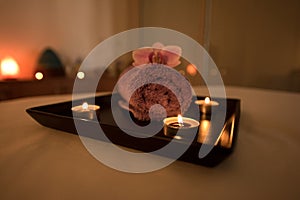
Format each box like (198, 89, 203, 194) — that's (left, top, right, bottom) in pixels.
(117, 64, 192, 121)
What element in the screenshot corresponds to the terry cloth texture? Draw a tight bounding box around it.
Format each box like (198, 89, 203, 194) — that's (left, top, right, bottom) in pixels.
(117, 64, 192, 121)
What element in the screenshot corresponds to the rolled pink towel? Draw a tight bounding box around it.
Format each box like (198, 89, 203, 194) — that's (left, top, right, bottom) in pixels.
(118, 64, 192, 121)
(117, 43, 192, 121)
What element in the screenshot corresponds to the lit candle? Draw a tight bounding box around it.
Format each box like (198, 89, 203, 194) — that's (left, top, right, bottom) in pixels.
(71, 102, 100, 120)
(0, 57, 20, 80)
(195, 97, 219, 114)
(163, 114, 199, 138)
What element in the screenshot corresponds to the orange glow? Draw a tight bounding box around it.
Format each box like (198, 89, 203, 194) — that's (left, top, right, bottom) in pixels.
(186, 64, 197, 76)
(201, 120, 210, 131)
(1, 57, 20, 77)
(198, 119, 211, 144)
(204, 97, 211, 104)
(0, 47, 38, 80)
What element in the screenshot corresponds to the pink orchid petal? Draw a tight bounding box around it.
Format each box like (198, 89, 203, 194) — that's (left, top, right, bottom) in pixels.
(152, 42, 164, 49)
(161, 46, 182, 67)
(152, 42, 164, 54)
(163, 45, 182, 56)
(132, 43, 182, 67)
(132, 48, 153, 66)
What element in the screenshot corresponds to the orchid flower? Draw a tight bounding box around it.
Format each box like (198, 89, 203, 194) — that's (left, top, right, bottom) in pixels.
(132, 42, 182, 67)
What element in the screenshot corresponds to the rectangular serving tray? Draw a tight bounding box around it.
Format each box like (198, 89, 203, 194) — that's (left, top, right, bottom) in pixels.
(26, 93, 240, 167)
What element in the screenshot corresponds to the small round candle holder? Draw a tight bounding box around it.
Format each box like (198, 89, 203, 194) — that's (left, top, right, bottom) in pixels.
(195, 97, 219, 115)
(71, 102, 100, 120)
(163, 115, 199, 139)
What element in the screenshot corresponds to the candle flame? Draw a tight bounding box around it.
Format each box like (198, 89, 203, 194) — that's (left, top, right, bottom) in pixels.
(82, 102, 89, 110)
(177, 114, 183, 126)
(204, 97, 211, 104)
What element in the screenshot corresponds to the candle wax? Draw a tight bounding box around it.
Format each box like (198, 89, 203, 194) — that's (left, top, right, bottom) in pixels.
(168, 122, 192, 129)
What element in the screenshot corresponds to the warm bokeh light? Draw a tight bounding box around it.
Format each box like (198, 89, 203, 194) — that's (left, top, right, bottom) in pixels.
(178, 70, 185, 76)
(0, 57, 20, 77)
(198, 119, 211, 144)
(186, 64, 197, 76)
(77, 71, 85, 79)
(35, 72, 44, 80)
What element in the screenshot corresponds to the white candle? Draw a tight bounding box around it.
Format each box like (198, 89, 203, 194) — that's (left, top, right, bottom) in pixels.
(195, 97, 219, 114)
(163, 114, 199, 138)
(71, 102, 100, 119)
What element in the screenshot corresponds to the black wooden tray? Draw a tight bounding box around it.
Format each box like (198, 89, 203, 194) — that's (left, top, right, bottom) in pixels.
(26, 93, 240, 167)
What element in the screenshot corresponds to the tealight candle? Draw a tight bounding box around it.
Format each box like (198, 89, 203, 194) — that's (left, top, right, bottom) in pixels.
(195, 97, 219, 114)
(163, 114, 199, 138)
(71, 102, 100, 120)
